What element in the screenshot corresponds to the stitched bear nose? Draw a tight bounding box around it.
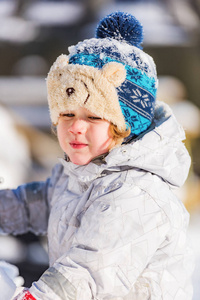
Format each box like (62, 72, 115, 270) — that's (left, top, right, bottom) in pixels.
(66, 87, 75, 96)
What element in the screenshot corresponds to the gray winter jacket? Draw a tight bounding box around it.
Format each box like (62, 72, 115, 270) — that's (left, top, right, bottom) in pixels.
(0, 102, 194, 299)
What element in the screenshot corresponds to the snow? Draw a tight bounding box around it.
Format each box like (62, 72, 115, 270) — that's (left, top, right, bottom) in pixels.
(0, 17, 38, 43)
(0, 236, 26, 264)
(23, 2, 84, 26)
(0, 106, 31, 189)
(68, 37, 157, 79)
(0, 262, 17, 300)
(0, 1, 16, 17)
(172, 101, 200, 137)
(0, 77, 47, 105)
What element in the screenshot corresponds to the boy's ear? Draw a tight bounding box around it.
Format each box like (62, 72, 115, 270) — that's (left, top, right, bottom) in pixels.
(101, 62, 126, 87)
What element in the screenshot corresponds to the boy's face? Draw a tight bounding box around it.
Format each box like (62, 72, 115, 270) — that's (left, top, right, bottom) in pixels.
(57, 107, 113, 165)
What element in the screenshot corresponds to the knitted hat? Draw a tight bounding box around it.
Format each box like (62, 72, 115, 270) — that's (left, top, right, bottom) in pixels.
(47, 11, 158, 139)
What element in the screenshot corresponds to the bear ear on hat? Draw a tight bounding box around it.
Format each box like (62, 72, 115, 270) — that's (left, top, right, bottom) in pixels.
(102, 62, 126, 87)
(54, 54, 69, 69)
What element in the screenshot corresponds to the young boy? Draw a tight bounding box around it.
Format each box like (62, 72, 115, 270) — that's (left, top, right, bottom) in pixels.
(0, 11, 194, 300)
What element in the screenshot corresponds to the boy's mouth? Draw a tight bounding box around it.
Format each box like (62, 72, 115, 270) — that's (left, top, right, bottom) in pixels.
(69, 141, 88, 149)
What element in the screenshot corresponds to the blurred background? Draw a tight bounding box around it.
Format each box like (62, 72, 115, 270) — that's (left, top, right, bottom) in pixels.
(0, 0, 200, 298)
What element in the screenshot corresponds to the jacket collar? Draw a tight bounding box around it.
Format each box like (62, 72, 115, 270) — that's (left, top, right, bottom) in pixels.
(58, 101, 190, 188)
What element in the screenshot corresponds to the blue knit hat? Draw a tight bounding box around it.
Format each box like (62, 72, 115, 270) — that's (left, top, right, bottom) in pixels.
(47, 12, 158, 141)
(67, 11, 158, 139)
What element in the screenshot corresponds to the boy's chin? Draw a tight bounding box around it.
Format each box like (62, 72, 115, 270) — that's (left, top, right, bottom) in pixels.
(70, 155, 92, 166)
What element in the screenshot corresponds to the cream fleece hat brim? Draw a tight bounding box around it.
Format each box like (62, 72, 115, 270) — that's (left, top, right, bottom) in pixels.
(47, 54, 127, 130)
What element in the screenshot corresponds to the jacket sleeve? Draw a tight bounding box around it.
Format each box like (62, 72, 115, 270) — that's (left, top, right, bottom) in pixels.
(0, 164, 63, 235)
(27, 180, 192, 300)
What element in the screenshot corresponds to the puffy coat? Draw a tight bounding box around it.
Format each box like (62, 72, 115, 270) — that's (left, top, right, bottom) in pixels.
(0, 102, 194, 299)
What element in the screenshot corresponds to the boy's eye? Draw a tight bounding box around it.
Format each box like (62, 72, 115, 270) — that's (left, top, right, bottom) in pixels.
(89, 116, 102, 120)
(60, 113, 74, 117)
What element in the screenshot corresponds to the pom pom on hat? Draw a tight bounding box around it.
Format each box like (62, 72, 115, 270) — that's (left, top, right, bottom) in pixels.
(96, 11, 144, 49)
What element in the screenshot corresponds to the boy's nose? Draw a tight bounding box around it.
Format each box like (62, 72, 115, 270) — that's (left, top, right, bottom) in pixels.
(68, 119, 87, 135)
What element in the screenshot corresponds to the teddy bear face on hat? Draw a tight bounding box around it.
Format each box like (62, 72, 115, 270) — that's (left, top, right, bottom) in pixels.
(47, 54, 127, 130)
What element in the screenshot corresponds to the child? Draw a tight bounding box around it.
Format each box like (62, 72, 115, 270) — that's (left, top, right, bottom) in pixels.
(0, 11, 194, 300)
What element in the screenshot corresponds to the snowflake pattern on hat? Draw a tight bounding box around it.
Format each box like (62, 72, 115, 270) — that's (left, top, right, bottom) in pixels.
(119, 101, 151, 136)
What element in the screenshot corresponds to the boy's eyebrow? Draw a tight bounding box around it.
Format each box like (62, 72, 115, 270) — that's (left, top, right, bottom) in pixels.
(59, 112, 74, 115)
